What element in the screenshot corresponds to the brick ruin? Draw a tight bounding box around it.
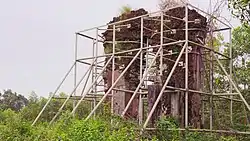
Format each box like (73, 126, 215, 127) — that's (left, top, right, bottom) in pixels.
(103, 7, 207, 128)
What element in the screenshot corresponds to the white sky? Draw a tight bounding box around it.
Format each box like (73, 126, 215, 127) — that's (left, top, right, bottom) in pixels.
(0, 0, 239, 98)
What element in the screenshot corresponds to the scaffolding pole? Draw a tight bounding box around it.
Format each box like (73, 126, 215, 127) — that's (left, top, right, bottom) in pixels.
(209, 22, 214, 131)
(49, 64, 94, 125)
(229, 28, 233, 125)
(86, 51, 142, 120)
(214, 54, 250, 112)
(71, 57, 113, 115)
(160, 11, 164, 77)
(31, 63, 75, 126)
(121, 39, 163, 118)
(111, 25, 116, 116)
(185, 3, 189, 128)
(143, 42, 187, 129)
(73, 33, 78, 117)
(139, 17, 144, 125)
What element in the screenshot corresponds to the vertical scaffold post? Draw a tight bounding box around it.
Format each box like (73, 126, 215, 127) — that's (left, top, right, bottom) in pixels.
(229, 28, 233, 125)
(139, 17, 144, 125)
(146, 38, 149, 87)
(208, 0, 214, 130)
(160, 11, 164, 78)
(91, 36, 95, 114)
(202, 97, 205, 126)
(73, 33, 78, 117)
(94, 28, 99, 118)
(111, 25, 116, 115)
(185, 3, 189, 128)
(209, 24, 214, 131)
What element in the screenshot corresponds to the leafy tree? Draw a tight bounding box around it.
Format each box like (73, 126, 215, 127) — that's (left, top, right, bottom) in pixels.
(229, 0, 250, 22)
(230, 23, 250, 125)
(0, 89, 28, 111)
(28, 91, 39, 104)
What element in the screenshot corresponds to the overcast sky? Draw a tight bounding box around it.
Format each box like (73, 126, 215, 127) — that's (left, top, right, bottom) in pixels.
(0, 0, 239, 98)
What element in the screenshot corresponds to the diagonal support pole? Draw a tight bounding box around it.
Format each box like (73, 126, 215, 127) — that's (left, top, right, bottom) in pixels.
(122, 47, 160, 117)
(32, 63, 75, 126)
(85, 50, 142, 120)
(214, 54, 250, 112)
(121, 41, 184, 117)
(71, 56, 113, 114)
(79, 65, 92, 97)
(50, 57, 112, 125)
(49, 62, 94, 125)
(143, 42, 187, 129)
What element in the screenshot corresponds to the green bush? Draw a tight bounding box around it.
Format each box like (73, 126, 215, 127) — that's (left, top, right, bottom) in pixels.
(156, 116, 180, 141)
(0, 108, 248, 141)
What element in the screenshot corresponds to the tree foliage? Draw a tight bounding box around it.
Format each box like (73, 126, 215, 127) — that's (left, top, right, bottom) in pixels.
(229, 0, 250, 22)
(0, 89, 247, 140)
(232, 23, 250, 88)
(0, 89, 28, 111)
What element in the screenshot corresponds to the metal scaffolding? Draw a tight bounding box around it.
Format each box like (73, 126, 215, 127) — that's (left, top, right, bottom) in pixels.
(32, 3, 250, 135)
